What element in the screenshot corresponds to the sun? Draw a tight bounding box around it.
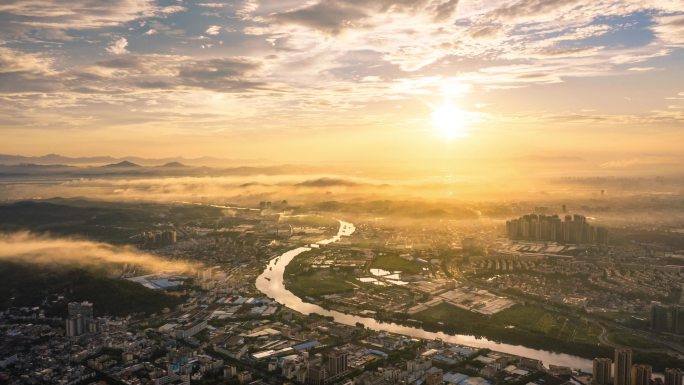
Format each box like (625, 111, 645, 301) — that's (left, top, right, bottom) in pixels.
(431, 102, 469, 141)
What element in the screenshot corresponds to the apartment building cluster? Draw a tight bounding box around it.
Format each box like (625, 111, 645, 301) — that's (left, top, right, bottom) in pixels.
(506, 214, 608, 244)
(593, 349, 683, 385)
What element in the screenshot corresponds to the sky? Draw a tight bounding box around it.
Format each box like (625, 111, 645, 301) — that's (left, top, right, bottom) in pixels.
(0, 0, 683, 172)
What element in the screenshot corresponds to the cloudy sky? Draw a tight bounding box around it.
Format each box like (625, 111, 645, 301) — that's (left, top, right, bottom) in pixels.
(0, 0, 683, 171)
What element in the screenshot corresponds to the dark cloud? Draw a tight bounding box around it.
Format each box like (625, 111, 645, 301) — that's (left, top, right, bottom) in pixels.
(272, 2, 367, 34)
(489, 0, 583, 20)
(270, 0, 460, 34)
(0, 0, 173, 29)
(178, 58, 260, 80)
(468, 25, 499, 39)
(176, 58, 267, 92)
(432, 0, 459, 22)
(0, 54, 270, 94)
(0, 73, 59, 92)
(95, 56, 145, 69)
(135, 80, 174, 89)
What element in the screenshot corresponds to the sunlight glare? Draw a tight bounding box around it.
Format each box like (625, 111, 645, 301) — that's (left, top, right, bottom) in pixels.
(431, 102, 469, 141)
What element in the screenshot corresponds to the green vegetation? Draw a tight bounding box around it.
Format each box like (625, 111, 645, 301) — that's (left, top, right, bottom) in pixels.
(610, 228, 684, 250)
(495, 305, 603, 345)
(284, 250, 355, 297)
(280, 215, 339, 229)
(0, 199, 223, 244)
(414, 302, 611, 360)
(412, 302, 683, 370)
(633, 352, 684, 371)
(370, 253, 422, 274)
(607, 331, 665, 350)
(0, 261, 183, 316)
(285, 268, 355, 297)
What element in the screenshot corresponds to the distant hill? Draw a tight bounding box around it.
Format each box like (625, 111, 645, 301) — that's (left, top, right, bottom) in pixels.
(101, 160, 142, 168)
(0, 153, 117, 165)
(159, 161, 188, 168)
(0, 153, 268, 166)
(13, 163, 73, 168)
(295, 177, 359, 187)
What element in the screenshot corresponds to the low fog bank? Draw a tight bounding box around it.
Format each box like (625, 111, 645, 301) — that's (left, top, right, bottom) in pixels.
(1, 172, 683, 205)
(0, 232, 198, 274)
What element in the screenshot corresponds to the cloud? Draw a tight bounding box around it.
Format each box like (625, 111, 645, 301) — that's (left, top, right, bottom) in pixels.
(178, 58, 260, 79)
(198, 3, 226, 8)
(159, 5, 186, 14)
(268, 0, 461, 34)
(0, 0, 159, 29)
(1, 0, 684, 141)
(627, 66, 655, 71)
(106, 37, 129, 55)
(0, 173, 398, 204)
(0, 47, 53, 74)
(432, 0, 460, 22)
(175, 57, 269, 91)
(205, 25, 221, 35)
(651, 14, 684, 47)
(270, 2, 367, 34)
(0, 47, 58, 93)
(489, 0, 584, 21)
(600, 156, 682, 169)
(0, 53, 274, 101)
(0, 231, 198, 273)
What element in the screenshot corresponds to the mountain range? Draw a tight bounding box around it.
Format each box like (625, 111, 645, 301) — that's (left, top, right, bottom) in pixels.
(0, 153, 267, 166)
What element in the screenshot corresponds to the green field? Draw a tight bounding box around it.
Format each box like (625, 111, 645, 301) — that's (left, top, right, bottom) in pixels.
(418, 304, 601, 344)
(412, 302, 684, 369)
(285, 269, 355, 297)
(607, 331, 665, 350)
(280, 215, 339, 229)
(414, 302, 610, 359)
(493, 304, 603, 345)
(370, 253, 422, 274)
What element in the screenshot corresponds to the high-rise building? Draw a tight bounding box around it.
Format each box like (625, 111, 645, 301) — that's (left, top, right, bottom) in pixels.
(650, 302, 684, 335)
(306, 363, 326, 385)
(326, 349, 348, 377)
(142, 229, 177, 248)
(674, 305, 684, 335)
(651, 302, 672, 332)
(66, 301, 94, 337)
(425, 367, 444, 385)
(66, 317, 81, 337)
(506, 213, 607, 245)
(614, 349, 632, 385)
(237, 371, 251, 384)
(161, 229, 176, 244)
(665, 368, 683, 385)
(68, 301, 93, 320)
(631, 365, 652, 385)
(593, 358, 612, 385)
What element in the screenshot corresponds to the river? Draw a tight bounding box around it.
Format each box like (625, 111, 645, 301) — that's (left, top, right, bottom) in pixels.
(255, 220, 593, 371)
